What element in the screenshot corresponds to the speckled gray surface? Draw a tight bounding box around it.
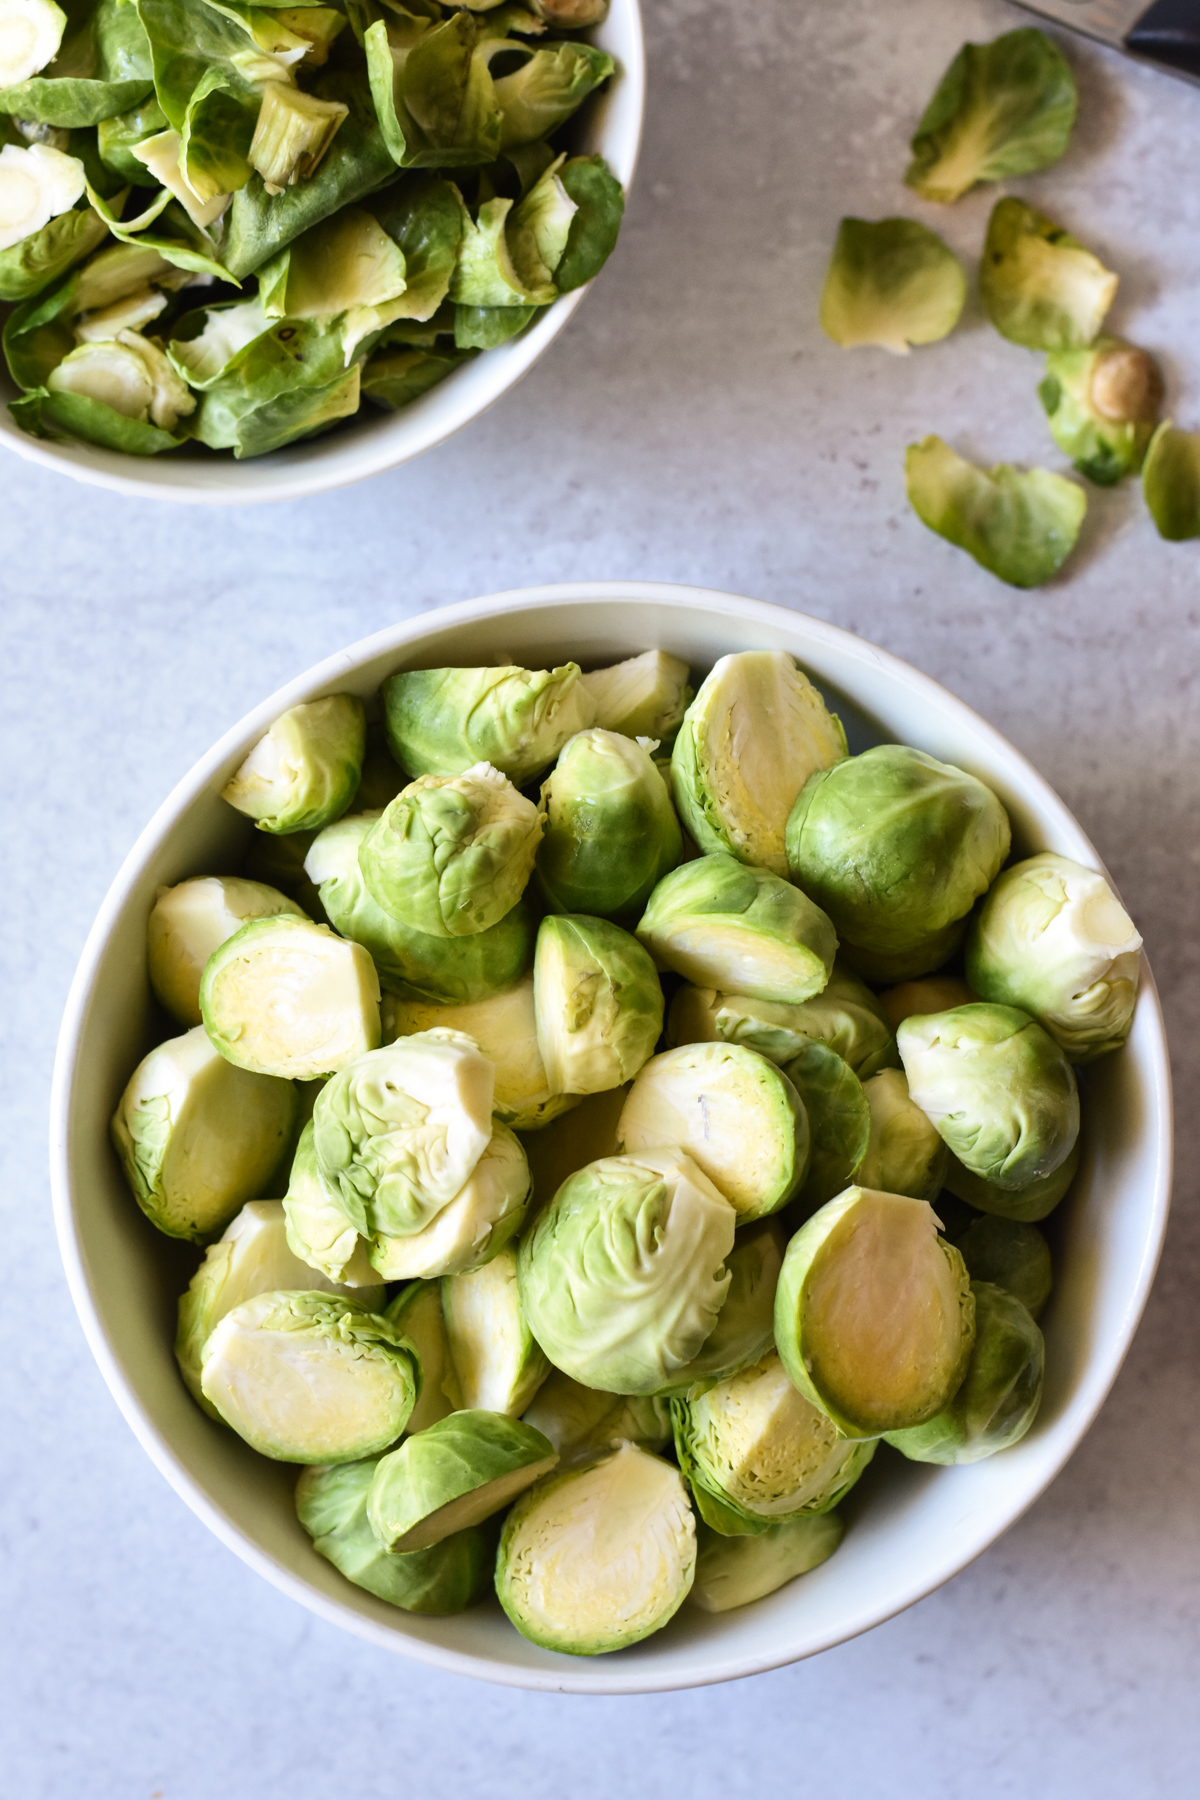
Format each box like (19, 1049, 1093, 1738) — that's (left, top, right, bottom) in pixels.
(3, 0, 1199, 1792)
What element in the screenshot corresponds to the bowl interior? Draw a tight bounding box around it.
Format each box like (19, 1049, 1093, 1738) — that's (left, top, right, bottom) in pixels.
(51, 584, 1172, 1693)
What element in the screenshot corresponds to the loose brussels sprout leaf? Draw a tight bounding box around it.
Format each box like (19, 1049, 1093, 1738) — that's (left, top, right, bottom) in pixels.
(362, 342, 470, 409)
(111, 1024, 298, 1240)
(148, 875, 308, 1026)
(384, 1278, 462, 1433)
(372, 1124, 531, 1279)
(617, 1044, 808, 1222)
(496, 1443, 695, 1655)
(878, 974, 974, 1031)
(533, 913, 664, 1096)
(536, 729, 682, 920)
(527, 0, 608, 24)
(200, 915, 381, 1079)
(668, 962, 897, 1079)
(774, 1187, 975, 1438)
(786, 744, 1011, 982)
(222, 696, 367, 835)
(898, 1003, 1080, 1191)
(441, 1242, 549, 1412)
(85, 180, 233, 280)
(637, 854, 838, 1007)
(944, 1136, 1080, 1224)
(553, 151, 622, 293)
(689, 1510, 843, 1613)
(386, 974, 575, 1131)
(904, 27, 1077, 204)
(857, 1068, 948, 1202)
(10, 376, 185, 452)
(382, 661, 595, 782)
(97, 94, 169, 183)
(364, 13, 502, 172)
(820, 217, 965, 354)
(957, 1215, 1052, 1321)
(184, 313, 363, 457)
(0, 0, 66, 88)
(780, 1038, 869, 1210)
(258, 206, 407, 361)
(671, 652, 847, 877)
(492, 38, 612, 151)
(518, 1080, 626, 1208)
(885, 1281, 1043, 1464)
(522, 1370, 671, 1468)
(297, 1457, 494, 1614)
(1040, 339, 1163, 486)
(370, 171, 465, 320)
(578, 649, 691, 742)
(360, 763, 543, 938)
(452, 298, 535, 346)
(47, 321, 194, 430)
(179, 67, 258, 206)
(368, 1408, 557, 1552)
(200, 1289, 418, 1462)
(0, 0, 155, 127)
(651, 1217, 784, 1399)
(980, 197, 1117, 352)
(503, 148, 575, 291)
(1143, 422, 1200, 543)
(282, 1118, 382, 1287)
(517, 1146, 736, 1395)
(176, 1198, 384, 1412)
(0, 198, 107, 302)
(967, 852, 1142, 1062)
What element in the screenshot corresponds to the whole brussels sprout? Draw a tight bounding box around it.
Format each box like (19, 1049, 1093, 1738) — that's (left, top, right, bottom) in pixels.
(980, 197, 1117, 352)
(517, 1147, 737, 1395)
(148, 877, 308, 1027)
(878, 974, 974, 1031)
(282, 1120, 382, 1287)
(1143, 422, 1200, 542)
(820, 216, 966, 354)
(944, 1137, 1080, 1224)
(536, 729, 683, 919)
(1040, 339, 1163, 486)
(774, 1187, 975, 1438)
(689, 1511, 843, 1614)
(367, 1410, 558, 1552)
(957, 1215, 1052, 1320)
(519, 1082, 628, 1209)
(885, 1282, 1043, 1463)
(533, 914, 663, 1096)
(898, 1003, 1079, 1191)
(200, 916, 381, 1080)
(670, 652, 847, 877)
(522, 1370, 672, 1468)
(637, 854, 838, 1006)
(111, 1025, 298, 1241)
(785, 745, 1010, 981)
(651, 1218, 785, 1399)
(381, 663, 595, 784)
(667, 962, 896, 1078)
(578, 649, 692, 742)
(779, 1039, 870, 1210)
(371, 1126, 532, 1281)
(222, 696, 366, 834)
(496, 1442, 696, 1655)
(442, 1245, 551, 1416)
(966, 852, 1142, 1063)
(384, 1279, 463, 1432)
(857, 1068, 949, 1201)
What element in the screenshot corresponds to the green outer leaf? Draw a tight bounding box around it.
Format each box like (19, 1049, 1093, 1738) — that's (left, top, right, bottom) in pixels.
(364, 16, 502, 171)
(453, 301, 534, 346)
(179, 65, 258, 203)
(1039, 339, 1160, 486)
(9, 385, 184, 453)
(0, 76, 154, 126)
(553, 152, 622, 293)
(1143, 422, 1200, 541)
(361, 344, 470, 410)
(820, 216, 965, 354)
(85, 182, 236, 280)
(371, 171, 467, 320)
(0, 206, 109, 304)
(450, 193, 554, 306)
(905, 434, 1087, 588)
(979, 196, 1117, 353)
(191, 319, 363, 457)
(689, 1512, 844, 1613)
(944, 1138, 1080, 1224)
(3, 275, 81, 390)
(491, 39, 613, 151)
(135, 0, 261, 132)
(97, 95, 170, 184)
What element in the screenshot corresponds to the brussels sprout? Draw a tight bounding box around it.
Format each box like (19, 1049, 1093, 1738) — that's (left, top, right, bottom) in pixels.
(282, 1120, 385, 1288)
(652, 1218, 784, 1399)
(200, 916, 381, 1080)
(518, 1147, 737, 1395)
(904, 28, 1077, 205)
(519, 1082, 628, 1208)
(371, 1125, 532, 1281)
(496, 1442, 695, 1655)
(536, 729, 683, 919)
(533, 914, 663, 1096)
(0, 141, 83, 251)
(1143, 423, 1200, 542)
(0, 0, 66, 89)
(441, 1244, 550, 1415)
(689, 1511, 844, 1614)
(967, 852, 1142, 1062)
(221, 697, 367, 836)
(957, 1215, 1052, 1320)
(980, 197, 1116, 354)
(312, 1031, 494, 1240)
(200, 1290, 418, 1463)
(381, 663, 595, 784)
(667, 962, 897, 1078)
(905, 436, 1088, 589)
(368, 1410, 558, 1553)
(579, 649, 692, 742)
(522, 1370, 672, 1468)
(778, 1039, 870, 1209)
(857, 1068, 948, 1202)
(885, 1282, 1043, 1464)
(786, 745, 1010, 982)
(775, 1187, 975, 1438)
(359, 763, 543, 938)
(383, 1280, 462, 1434)
(296, 1458, 494, 1614)
(878, 975, 974, 1031)
(898, 1003, 1079, 1191)
(111, 1025, 298, 1242)
(528, 0, 610, 25)
(147, 876, 308, 1027)
(944, 1137, 1080, 1224)
(637, 855, 838, 1006)
(820, 217, 966, 354)
(43, 327, 196, 438)
(670, 652, 846, 877)
(1040, 339, 1163, 486)
(616, 1044, 808, 1222)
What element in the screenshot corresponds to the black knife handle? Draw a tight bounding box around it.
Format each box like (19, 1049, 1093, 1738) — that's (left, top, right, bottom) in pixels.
(1127, 0, 1200, 78)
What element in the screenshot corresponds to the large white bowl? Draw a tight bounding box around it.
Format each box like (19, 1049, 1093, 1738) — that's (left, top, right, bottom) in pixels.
(50, 582, 1172, 1693)
(0, 4, 644, 506)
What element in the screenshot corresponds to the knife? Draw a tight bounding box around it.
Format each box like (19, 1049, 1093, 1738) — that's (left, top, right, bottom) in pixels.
(1013, 0, 1200, 84)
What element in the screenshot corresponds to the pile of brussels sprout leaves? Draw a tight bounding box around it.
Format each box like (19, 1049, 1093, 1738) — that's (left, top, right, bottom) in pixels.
(819, 26, 1200, 584)
(112, 648, 1143, 1654)
(0, 0, 623, 460)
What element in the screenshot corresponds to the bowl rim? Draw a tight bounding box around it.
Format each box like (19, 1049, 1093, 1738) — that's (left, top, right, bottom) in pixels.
(49, 581, 1174, 1691)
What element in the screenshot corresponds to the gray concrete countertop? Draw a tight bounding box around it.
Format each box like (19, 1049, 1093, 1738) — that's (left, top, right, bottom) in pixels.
(2, 1, 1198, 1793)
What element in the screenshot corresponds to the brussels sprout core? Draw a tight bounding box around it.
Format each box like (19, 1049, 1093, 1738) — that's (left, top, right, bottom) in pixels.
(689, 1512, 843, 1613)
(148, 876, 308, 1027)
(533, 914, 663, 1096)
(200, 916, 381, 1080)
(367, 1410, 558, 1553)
(222, 697, 367, 835)
(442, 1245, 550, 1415)
(0, 0, 67, 89)
(0, 139, 82, 251)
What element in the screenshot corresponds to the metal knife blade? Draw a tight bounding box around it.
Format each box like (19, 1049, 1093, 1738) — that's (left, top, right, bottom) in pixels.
(1013, 0, 1200, 83)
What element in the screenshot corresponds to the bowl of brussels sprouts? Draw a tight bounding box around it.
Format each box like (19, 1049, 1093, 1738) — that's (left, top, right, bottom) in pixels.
(50, 582, 1172, 1691)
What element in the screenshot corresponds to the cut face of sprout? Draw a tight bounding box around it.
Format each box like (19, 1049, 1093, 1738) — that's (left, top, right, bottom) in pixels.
(0, 141, 84, 251)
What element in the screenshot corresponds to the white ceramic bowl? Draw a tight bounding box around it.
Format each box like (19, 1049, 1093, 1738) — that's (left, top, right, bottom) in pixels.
(0, 5, 644, 506)
(50, 582, 1172, 1693)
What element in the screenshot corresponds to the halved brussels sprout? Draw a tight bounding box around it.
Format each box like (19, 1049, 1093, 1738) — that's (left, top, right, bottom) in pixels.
(359, 763, 543, 937)
(1040, 339, 1163, 486)
(689, 1511, 843, 1613)
(367, 1410, 558, 1553)
(779, 1039, 870, 1210)
(200, 1291, 418, 1463)
(111, 1025, 298, 1242)
(857, 1068, 948, 1201)
(536, 729, 683, 919)
(518, 1147, 737, 1395)
(522, 1370, 672, 1468)
(441, 1244, 550, 1414)
(652, 1218, 784, 1399)
(944, 1137, 1080, 1224)
(898, 1003, 1079, 1190)
(637, 854, 838, 1005)
(957, 1215, 1052, 1320)
(496, 1442, 696, 1655)
(371, 1126, 532, 1281)
(786, 744, 1011, 982)
(519, 1082, 628, 1208)
(222, 697, 367, 835)
(533, 914, 663, 1096)
(967, 852, 1142, 1062)
(0, 0, 66, 89)
(1143, 422, 1200, 542)
(0, 140, 84, 251)
(384, 1280, 462, 1434)
(579, 650, 692, 742)
(381, 663, 595, 783)
(980, 198, 1117, 352)
(820, 217, 965, 353)
(282, 1120, 381, 1288)
(617, 1043, 808, 1221)
(884, 1282, 1043, 1464)
(878, 975, 974, 1030)
(905, 435, 1088, 589)
(670, 652, 847, 877)
(774, 1187, 975, 1438)
(148, 876, 308, 1027)
(200, 916, 381, 1080)
(667, 962, 896, 1078)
